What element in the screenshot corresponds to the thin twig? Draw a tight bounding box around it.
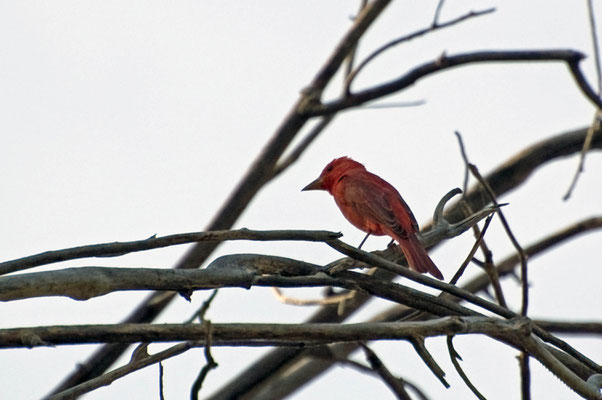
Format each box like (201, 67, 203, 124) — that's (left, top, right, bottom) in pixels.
(519, 352, 531, 400)
(563, 112, 601, 200)
(447, 336, 487, 400)
(48, 342, 194, 400)
(410, 336, 449, 388)
(432, 0, 446, 26)
(466, 162, 529, 315)
(588, 0, 602, 94)
(338, 353, 432, 400)
(360, 343, 412, 400)
(463, 216, 602, 296)
(448, 214, 494, 286)
(566, 57, 602, 109)
(454, 132, 507, 307)
(474, 220, 507, 308)
(271, 116, 335, 179)
(159, 361, 165, 400)
(185, 290, 219, 324)
(456, 130, 471, 195)
(360, 100, 426, 109)
(190, 321, 218, 400)
(455, 131, 528, 315)
(344, 0, 369, 77)
(344, 7, 496, 93)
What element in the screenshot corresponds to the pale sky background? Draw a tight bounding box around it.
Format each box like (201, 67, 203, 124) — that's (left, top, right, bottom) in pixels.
(1, 1, 601, 399)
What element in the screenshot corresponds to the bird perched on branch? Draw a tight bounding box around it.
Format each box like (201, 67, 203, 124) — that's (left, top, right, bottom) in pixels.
(302, 156, 443, 280)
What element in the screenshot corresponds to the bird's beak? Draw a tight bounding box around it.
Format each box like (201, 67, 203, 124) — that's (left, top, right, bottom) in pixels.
(302, 177, 324, 191)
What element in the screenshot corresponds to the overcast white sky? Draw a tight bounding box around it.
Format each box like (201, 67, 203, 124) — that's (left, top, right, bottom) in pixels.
(1, 1, 601, 399)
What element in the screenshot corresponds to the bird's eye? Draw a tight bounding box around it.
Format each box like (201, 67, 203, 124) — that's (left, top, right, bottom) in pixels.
(326, 166, 333, 172)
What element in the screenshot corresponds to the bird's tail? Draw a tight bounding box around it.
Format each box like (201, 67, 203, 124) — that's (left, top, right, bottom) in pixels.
(398, 234, 444, 280)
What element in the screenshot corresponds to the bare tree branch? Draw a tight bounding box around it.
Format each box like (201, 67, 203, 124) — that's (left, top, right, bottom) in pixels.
(519, 351, 531, 400)
(48, 2, 394, 394)
(9, 317, 602, 399)
(48, 342, 194, 400)
(313, 50, 602, 115)
(515, 323, 602, 400)
(448, 209, 494, 286)
(455, 131, 529, 315)
(0, 229, 341, 276)
(190, 321, 218, 400)
(561, 0, 602, 199)
(232, 215, 602, 398)
(447, 336, 486, 400)
(439, 127, 602, 225)
(587, 0, 602, 94)
(326, 238, 515, 320)
(410, 336, 449, 388)
(454, 132, 507, 307)
(344, 7, 496, 93)
(0, 257, 343, 302)
(563, 113, 601, 200)
(159, 361, 165, 400)
(209, 129, 602, 399)
(7, 2, 596, 397)
(4, 316, 601, 349)
(461, 216, 602, 296)
(359, 343, 413, 400)
(533, 321, 602, 335)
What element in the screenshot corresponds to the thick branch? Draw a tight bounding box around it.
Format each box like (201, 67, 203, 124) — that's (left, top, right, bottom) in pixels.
(209, 128, 602, 399)
(534, 321, 602, 335)
(0, 258, 480, 320)
(0, 267, 255, 301)
(215, 215, 602, 399)
(326, 239, 515, 320)
(0, 264, 335, 302)
(311, 50, 602, 115)
(9, 319, 602, 399)
(0, 317, 568, 349)
(0, 229, 341, 276)
(517, 326, 602, 400)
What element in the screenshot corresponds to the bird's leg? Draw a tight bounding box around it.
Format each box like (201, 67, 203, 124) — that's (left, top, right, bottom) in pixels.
(358, 233, 371, 249)
(387, 238, 395, 248)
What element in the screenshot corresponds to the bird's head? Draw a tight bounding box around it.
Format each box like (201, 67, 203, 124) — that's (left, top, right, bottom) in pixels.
(302, 157, 366, 194)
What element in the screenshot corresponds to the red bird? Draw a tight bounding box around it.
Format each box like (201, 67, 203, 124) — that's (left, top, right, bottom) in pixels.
(302, 157, 443, 280)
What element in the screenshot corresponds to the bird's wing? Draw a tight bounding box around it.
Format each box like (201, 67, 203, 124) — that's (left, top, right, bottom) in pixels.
(339, 173, 419, 239)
